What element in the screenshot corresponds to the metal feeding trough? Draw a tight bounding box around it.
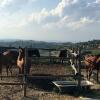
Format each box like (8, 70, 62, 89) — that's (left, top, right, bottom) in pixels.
(52, 80, 94, 93)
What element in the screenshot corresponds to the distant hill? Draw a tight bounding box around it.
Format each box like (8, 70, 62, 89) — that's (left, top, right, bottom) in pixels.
(76, 40, 100, 49)
(0, 39, 99, 49)
(0, 39, 72, 49)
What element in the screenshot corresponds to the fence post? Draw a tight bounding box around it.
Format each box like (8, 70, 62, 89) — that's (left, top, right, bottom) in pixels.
(23, 47, 28, 97)
(97, 67, 99, 83)
(49, 50, 51, 64)
(77, 48, 81, 90)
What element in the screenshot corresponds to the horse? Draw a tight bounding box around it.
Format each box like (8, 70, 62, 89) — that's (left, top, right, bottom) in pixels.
(17, 47, 34, 74)
(84, 54, 100, 81)
(67, 49, 79, 76)
(28, 48, 40, 57)
(17, 47, 25, 74)
(59, 49, 67, 64)
(0, 49, 18, 79)
(67, 49, 79, 65)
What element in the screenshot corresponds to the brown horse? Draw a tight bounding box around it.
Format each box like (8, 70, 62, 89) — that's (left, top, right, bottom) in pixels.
(17, 47, 32, 74)
(84, 54, 100, 81)
(0, 49, 18, 79)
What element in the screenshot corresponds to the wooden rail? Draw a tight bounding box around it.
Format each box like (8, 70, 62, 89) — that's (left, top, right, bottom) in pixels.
(0, 74, 75, 79)
(0, 82, 24, 85)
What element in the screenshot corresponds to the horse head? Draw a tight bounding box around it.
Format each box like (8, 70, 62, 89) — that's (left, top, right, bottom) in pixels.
(18, 47, 25, 60)
(28, 48, 40, 57)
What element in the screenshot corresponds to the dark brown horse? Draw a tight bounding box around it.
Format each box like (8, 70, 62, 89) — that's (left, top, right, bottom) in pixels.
(59, 49, 67, 64)
(84, 54, 100, 81)
(0, 49, 18, 79)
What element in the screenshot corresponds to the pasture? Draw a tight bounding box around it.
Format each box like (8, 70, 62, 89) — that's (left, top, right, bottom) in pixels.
(92, 49, 100, 55)
(0, 47, 100, 100)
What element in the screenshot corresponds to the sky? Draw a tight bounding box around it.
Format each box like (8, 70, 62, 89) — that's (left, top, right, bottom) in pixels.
(0, 0, 100, 42)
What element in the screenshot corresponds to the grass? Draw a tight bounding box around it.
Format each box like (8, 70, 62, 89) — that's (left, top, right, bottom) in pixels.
(91, 49, 100, 55)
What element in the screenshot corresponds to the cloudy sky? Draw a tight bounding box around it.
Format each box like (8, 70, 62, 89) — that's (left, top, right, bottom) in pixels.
(0, 0, 100, 42)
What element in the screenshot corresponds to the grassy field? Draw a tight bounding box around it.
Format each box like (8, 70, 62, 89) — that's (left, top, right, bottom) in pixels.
(92, 49, 100, 55)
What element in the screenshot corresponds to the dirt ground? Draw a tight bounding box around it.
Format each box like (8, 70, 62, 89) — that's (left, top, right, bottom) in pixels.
(0, 64, 100, 100)
(0, 84, 79, 100)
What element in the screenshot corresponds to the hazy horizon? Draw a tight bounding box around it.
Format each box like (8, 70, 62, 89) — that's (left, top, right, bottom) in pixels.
(0, 0, 100, 42)
(0, 38, 99, 43)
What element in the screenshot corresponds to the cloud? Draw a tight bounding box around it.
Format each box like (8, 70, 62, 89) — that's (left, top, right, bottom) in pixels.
(50, 0, 78, 17)
(19, 0, 78, 25)
(42, 16, 95, 30)
(95, 0, 100, 4)
(0, 0, 13, 7)
(87, 0, 100, 7)
(0, 0, 100, 42)
(80, 17, 94, 24)
(28, 0, 69, 23)
(18, 0, 99, 31)
(29, 8, 49, 24)
(0, 0, 37, 8)
(67, 17, 94, 29)
(50, 0, 67, 17)
(0, 0, 99, 33)
(30, 0, 38, 2)
(42, 16, 70, 30)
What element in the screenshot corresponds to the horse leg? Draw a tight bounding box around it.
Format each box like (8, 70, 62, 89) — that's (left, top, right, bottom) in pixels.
(19, 66, 24, 74)
(75, 59, 77, 67)
(22, 67, 24, 74)
(0, 66, 2, 80)
(20, 66, 24, 88)
(6, 65, 9, 76)
(96, 67, 99, 83)
(19, 68, 21, 74)
(9, 65, 13, 76)
(86, 67, 89, 80)
(89, 68, 93, 81)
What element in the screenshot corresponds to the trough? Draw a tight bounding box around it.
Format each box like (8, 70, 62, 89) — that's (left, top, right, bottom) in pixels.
(52, 80, 94, 93)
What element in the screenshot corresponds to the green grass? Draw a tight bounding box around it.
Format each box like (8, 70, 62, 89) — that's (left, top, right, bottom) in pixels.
(91, 49, 100, 55)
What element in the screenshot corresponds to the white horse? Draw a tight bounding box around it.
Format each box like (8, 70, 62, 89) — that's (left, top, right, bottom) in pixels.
(68, 49, 79, 75)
